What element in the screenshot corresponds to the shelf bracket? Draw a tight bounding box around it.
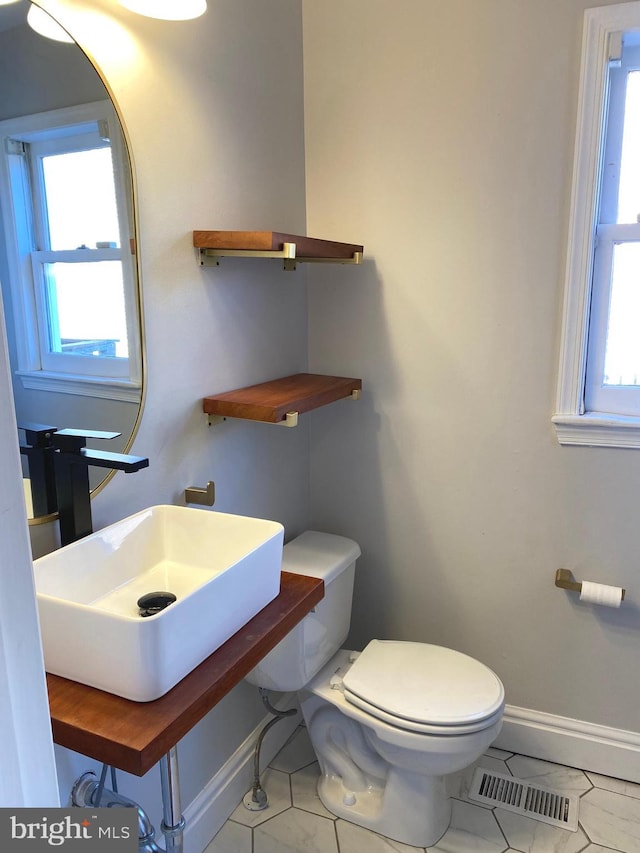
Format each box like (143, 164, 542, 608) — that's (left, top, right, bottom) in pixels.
(198, 243, 363, 272)
(299, 251, 364, 268)
(206, 411, 300, 428)
(199, 242, 297, 270)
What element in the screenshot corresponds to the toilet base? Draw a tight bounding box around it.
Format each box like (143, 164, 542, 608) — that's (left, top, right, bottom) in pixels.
(299, 649, 504, 847)
(317, 766, 451, 847)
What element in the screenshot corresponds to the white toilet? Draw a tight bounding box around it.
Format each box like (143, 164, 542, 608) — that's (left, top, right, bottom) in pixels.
(246, 531, 505, 847)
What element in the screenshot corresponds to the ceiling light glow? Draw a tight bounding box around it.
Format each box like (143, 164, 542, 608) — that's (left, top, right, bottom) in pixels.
(27, 5, 74, 42)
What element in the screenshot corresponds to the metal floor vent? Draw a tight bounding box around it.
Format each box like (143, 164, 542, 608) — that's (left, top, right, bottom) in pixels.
(468, 767, 579, 831)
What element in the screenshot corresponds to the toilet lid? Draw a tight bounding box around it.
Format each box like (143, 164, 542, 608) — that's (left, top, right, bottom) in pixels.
(342, 640, 504, 729)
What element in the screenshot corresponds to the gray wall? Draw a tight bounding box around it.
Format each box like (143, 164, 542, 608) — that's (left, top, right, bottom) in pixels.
(304, 0, 640, 734)
(0, 20, 105, 121)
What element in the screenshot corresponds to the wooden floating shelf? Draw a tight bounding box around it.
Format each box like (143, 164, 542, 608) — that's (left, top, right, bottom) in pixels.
(194, 230, 364, 270)
(203, 373, 362, 427)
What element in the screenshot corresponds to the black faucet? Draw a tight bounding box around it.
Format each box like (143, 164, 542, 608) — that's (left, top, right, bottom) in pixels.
(19, 422, 58, 518)
(19, 424, 149, 545)
(50, 428, 149, 546)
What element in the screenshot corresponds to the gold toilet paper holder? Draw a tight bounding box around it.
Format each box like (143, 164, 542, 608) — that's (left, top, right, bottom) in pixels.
(555, 568, 626, 600)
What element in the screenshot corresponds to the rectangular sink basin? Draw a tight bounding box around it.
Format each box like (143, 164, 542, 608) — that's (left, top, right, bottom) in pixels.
(33, 505, 284, 701)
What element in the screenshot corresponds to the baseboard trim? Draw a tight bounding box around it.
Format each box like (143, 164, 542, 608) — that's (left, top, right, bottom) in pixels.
(182, 693, 301, 853)
(496, 704, 640, 783)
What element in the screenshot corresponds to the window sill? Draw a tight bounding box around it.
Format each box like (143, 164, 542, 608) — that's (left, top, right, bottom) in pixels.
(552, 413, 640, 449)
(18, 371, 141, 403)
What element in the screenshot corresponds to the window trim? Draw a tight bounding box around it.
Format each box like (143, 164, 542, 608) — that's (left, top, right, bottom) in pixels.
(554, 1, 640, 448)
(0, 100, 140, 401)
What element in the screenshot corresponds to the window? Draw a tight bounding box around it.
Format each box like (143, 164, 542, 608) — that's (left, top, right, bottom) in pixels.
(0, 101, 140, 400)
(555, 3, 640, 447)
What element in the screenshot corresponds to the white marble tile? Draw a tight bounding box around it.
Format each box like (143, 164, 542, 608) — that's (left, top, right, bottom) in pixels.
(580, 787, 640, 853)
(270, 725, 318, 774)
(506, 756, 592, 796)
(447, 755, 512, 807)
(291, 761, 336, 819)
(494, 807, 589, 852)
(203, 820, 252, 853)
(586, 771, 640, 801)
(486, 748, 514, 761)
(426, 799, 507, 852)
(336, 819, 425, 852)
(582, 846, 626, 853)
(229, 768, 291, 827)
(253, 807, 339, 853)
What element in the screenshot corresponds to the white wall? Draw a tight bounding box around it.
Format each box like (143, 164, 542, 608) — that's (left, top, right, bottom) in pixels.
(21, 0, 308, 834)
(0, 292, 58, 806)
(304, 0, 640, 741)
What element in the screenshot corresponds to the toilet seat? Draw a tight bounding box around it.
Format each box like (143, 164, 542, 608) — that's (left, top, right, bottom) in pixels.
(341, 640, 505, 735)
(343, 690, 504, 735)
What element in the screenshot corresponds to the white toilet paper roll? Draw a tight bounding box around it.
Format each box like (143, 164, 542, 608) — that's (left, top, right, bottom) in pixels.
(579, 581, 623, 608)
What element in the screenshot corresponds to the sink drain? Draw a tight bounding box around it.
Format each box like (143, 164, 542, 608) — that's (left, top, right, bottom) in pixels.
(137, 591, 177, 617)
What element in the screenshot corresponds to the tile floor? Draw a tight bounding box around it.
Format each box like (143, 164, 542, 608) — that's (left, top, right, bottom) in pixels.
(204, 725, 640, 853)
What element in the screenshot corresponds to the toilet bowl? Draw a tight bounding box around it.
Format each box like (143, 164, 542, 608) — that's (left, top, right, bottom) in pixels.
(246, 532, 505, 847)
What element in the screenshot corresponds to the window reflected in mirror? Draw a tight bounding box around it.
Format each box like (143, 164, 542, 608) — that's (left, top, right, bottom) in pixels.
(0, 1, 144, 520)
(4, 100, 140, 388)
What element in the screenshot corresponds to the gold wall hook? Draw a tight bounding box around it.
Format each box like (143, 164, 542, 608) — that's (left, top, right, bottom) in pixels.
(184, 481, 215, 506)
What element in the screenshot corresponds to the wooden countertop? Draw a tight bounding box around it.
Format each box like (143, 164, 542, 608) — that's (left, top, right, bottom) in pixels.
(47, 571, 324, 776)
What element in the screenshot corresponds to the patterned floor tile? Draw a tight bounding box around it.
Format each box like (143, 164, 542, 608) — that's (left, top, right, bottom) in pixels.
(486, 747, 515, 761)
(336, 819, 425, 852)
(291, 761, 336, 819)
(586, 771, 640, 801)
(494, 807, 589, 852)
(581, 847, 628, 853)
(426, 799, 507, 852)
(506, 756, 592, 796)
(203, 819, 252, 853)
(579, 787, 640, 853)
(253, 807, 339, 853)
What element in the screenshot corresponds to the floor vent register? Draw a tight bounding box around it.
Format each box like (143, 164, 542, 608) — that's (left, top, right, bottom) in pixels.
(468, 767, 579, 831)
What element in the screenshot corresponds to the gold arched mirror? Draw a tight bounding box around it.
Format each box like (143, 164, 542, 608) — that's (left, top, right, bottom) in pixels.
(0, 1, 144, 522)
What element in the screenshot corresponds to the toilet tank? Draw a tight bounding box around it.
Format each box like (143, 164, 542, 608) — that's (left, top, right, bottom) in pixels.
(245, 531, 360, 691)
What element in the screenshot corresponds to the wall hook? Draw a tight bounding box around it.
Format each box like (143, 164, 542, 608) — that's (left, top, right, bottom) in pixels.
(184, 481, 215, 506)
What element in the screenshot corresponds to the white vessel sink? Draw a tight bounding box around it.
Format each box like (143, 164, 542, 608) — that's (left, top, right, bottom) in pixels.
(33, 505, 284, 701)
